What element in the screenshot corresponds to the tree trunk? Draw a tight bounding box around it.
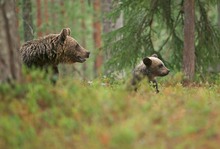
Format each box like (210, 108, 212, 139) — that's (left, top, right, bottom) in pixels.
(50, 0, 56, 31)
(183, 0, 195, 82)
(105, 1, 123, 57)
(60, 0, 64, 27)
(102, 0, 112, 34)
(37, 0, 42, 37)
(102, 0, 112, 62)
(102, 0, 123, 75)
(22, 0, 34, 41)
(44, 0, 49, 34)
(93, 0, 102, 77)
(81, 0, 88, 79)
(0, 0, 22, 83)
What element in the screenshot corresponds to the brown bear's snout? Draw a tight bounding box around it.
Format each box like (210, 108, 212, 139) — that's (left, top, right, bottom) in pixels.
(86, 51, 90, 58)
(76, 50, 90, 63)
(162, 68, 170, 76)
(165, 69, 170, 74)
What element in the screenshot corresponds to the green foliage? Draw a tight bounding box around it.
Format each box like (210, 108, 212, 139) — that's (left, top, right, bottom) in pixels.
(1, 70, 220, 148)
(104, 0, 220, 73)
(196, 0, 220, 70)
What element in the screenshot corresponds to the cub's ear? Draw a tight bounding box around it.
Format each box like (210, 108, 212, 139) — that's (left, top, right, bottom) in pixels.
(151, 54, 158, 58)
(143, 57, 152, 67)
(59, 28, 71, 43)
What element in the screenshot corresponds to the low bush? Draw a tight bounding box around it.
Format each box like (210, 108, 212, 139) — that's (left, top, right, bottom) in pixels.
(1, 70, 220, 149)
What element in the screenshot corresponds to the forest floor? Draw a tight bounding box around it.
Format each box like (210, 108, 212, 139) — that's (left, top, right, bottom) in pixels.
(1, 71, 220, 149)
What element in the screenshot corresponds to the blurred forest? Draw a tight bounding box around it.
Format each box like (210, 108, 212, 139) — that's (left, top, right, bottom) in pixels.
(0, 0, 220, 83)
(2, 1, 220, 149)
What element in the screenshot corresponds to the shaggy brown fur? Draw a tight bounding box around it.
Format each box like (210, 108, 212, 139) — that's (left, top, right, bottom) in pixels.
(131, 54, 169, 93)
(20, 28, 90, 75)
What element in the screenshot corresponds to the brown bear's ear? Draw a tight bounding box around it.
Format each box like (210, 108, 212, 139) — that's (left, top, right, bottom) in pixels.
(65, 28, 71, 36)
(143, 57, 152, 67)
(151, 54, 158, 58)
(59, 28, 71, 43)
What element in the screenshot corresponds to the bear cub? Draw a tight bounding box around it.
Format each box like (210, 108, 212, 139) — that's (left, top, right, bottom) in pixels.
(20, 28, 90, 75)
(131, 54, 169, 93)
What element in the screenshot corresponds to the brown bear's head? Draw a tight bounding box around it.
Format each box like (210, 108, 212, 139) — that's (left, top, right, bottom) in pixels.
(58, 28, 90, 63)
(143, 54, 170, 79)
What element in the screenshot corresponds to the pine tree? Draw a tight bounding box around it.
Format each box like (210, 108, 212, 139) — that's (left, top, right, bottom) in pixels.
(104, 0, 220, 78)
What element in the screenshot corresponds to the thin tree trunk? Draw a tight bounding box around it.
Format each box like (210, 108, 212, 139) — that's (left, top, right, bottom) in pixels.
(0, 0, 21, 83)
(183, 0, 195, 82)
(60, 0, 64, 27)
(15, 0, 20, 42)
(93, 0, 102, 77)
(51, 0, 56, 31)
(22, 0, 34, 41)
(81, 0, 87, 79)
(102, 0, 112, 61)
(37, 0, 42, 37)
(44, 0, 49, 34)
(102, 0, 112, 34)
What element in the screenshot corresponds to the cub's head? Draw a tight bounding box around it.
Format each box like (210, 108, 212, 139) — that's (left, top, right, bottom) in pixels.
(143, 54, 170, 78)
(58, 28, 90, 63)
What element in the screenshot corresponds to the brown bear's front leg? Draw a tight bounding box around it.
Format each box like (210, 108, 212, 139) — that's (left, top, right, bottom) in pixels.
(152, 80, 159, 93)
(51, 65, 59, 84)
(131, 76, 141, 92)
(52, 66, 59, 75)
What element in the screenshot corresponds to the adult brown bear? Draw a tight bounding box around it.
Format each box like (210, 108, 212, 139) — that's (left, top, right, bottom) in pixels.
(20, 28, 90, 77)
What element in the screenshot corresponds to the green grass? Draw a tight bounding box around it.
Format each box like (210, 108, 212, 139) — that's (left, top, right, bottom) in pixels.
(1, 71, 220, 149)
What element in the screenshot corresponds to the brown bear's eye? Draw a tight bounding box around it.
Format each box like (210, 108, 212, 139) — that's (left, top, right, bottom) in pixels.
(158, 64, 163, 68)
(75, 44, 80, 51)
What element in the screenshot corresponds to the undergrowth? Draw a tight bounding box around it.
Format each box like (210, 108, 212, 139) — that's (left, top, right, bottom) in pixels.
(0, 70, 220, 149)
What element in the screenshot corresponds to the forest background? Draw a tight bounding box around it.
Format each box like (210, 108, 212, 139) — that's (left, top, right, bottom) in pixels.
(1, 0, 220, 149)
(1, 0, 220, 82)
